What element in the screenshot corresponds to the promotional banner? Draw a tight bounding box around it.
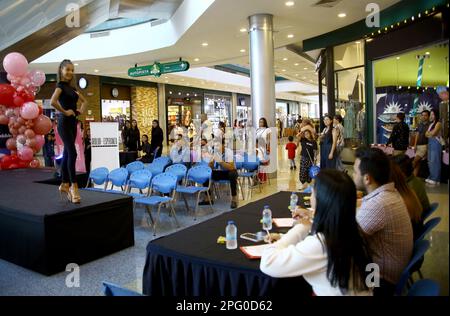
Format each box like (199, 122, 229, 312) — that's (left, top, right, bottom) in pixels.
(90, 122, 119, 172)
(55, 121, 86, 173)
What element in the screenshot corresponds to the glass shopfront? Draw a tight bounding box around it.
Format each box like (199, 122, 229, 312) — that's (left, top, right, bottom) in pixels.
(237, 94, 251, 127)
(204, 93, 232, 128)
(334, 41, 366, 147)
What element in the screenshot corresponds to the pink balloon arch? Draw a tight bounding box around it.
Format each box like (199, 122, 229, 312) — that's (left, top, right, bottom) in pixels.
(0, 52, 51, 170)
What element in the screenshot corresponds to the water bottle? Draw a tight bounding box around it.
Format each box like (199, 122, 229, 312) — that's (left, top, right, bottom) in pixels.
(262, 205, 272, 231)
(226, 221, 237, 250)
(290, 192, 298, 213)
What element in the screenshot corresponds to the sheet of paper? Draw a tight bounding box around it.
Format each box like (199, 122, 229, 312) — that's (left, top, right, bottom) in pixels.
(273, 218, 294, 228)
(240, 244, 272, 259)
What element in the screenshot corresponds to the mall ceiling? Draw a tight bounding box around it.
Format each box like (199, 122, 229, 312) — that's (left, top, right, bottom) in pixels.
(1, 0, 401, 102)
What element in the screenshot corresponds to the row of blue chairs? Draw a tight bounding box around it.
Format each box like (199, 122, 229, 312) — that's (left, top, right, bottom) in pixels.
(395, 202, 441, 296)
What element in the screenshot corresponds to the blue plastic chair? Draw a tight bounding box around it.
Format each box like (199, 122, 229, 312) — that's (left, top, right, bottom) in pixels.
(165, 164, 188, 183)
(407, 279, 440, 296)
(84, 167, 109, 191)
(126, 161, 144, 175)
(175, 165, 213, 220)
(134, 172, 179, 236)
(105, 168, 129, 194)
(422, 202, 439, 221)
(102, 282, 143, 296)
(153, 156, 172, 169)
(126, 169, 153, 197)
(395, 239, 431, 296)
(238, 155, 261, 200)
(145, 163, 165, 177)
(416, 217, 441, 243)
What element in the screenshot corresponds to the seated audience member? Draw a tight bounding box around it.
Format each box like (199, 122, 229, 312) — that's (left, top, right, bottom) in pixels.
(200, 140, 239, 209)
(353, 147, 413, 296)
(390, 160, 424, 240)
(137, 135, 152, 163)
(169, 134, 190, 165)
(260, 170, 372, 296)
(393, 154, 431, 213)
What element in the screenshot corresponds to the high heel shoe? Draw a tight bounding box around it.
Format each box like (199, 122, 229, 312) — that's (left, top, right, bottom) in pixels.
(69, 183, 81, 204)
(59, 183, 70, 201)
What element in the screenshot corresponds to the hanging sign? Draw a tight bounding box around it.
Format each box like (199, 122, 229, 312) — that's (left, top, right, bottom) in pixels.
(128, 60, 190, 78)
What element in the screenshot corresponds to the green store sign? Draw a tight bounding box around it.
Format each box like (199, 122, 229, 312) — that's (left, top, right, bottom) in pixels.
(128, 60, 190, 78)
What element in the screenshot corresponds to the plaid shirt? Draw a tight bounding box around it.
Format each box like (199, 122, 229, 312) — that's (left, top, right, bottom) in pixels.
(357, 183, 413, 285)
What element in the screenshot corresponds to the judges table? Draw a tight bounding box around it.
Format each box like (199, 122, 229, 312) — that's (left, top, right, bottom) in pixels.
(143, 191, 312, 296)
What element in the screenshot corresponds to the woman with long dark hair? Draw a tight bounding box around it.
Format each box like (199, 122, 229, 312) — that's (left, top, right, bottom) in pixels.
(150, 120, 164, 162)
(261, 170, 372, 296)
(50, 59, 87, 203)
(127, 119, 140, 151)
(319, 114, 338, 169)
(425, 109, 443, 185)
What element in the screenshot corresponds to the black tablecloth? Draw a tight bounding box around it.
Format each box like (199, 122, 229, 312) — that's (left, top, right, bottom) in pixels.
(120, 151, 138, 166)
(142, 191, 312, 296)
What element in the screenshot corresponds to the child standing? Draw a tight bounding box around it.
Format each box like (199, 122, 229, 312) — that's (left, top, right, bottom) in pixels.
(299, 130, 318, 188)
(285, 136, 297, 170)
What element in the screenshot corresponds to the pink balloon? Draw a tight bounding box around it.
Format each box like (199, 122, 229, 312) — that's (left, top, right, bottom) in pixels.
(16, 134, 26, 145)
(26, 138, 37, 149)
(18, 146, 34, 161)
(20, 102, 39, 120)
(29, 159, 41, 168)
(18, 126, 26, 134)
(29, 70, 46, 86)
(24, 129, 35, 139)
(6, 138, 17, 150)
(17, 117, 25, 125)
(10, 129, 18, 137)
(35, 135, 45, 149)
(33, 115, 52, 135)
(0, 115, 8, 125)
(3, 53, 29, 77)
(20, 77, 31, 86)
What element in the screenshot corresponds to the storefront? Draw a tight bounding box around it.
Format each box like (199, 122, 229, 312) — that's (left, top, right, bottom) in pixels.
(306, 0, 449, 152)
(236, 94, 251, 127)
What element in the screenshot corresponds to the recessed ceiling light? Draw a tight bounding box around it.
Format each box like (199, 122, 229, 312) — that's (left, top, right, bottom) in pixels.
(425, 51, 430, 55)
(187, 93, 190, 96)
(240, 28, 247, 32)
(283, 58, 288, 61)
(287, 34, 294, 38)
(94, 69, 99, 73)
(295, 74, 299, 76)
(338, 13, 347, 18)
(396, 57, 401, 60)
(178, 92, 182, 95)
(355, 41, 361, 44)
(202, 42, 208, 47)
(194, 94, 197, 97)
(303, 67, 308, 70)
(285, 1, 295, 6)
(74, 63, 79, 66)
(169, 91, 172, 94)
(294, 63, 299, 66)
(194, 58, 200, 62)
(240, 49, 246, 53)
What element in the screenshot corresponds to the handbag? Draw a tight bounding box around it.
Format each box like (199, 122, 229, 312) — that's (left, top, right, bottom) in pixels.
(305, 144, 320, 179)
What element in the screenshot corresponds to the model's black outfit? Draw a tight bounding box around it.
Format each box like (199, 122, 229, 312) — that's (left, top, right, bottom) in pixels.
(56, 81, 78, 183)
(140, 141, 153, 163)
(127, 127, 140, 151)
(150, 126, 164, 162)
(387, 121, 410, 150)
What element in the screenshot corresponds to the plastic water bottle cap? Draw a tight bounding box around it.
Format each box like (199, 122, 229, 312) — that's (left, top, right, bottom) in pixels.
(228, 220, 235, 225)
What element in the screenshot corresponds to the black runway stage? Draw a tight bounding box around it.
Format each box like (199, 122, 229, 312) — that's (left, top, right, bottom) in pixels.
(0, 168, 134, 275)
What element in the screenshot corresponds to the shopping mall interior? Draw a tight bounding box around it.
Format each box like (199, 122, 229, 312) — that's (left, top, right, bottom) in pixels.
(0, 0, 448, 301)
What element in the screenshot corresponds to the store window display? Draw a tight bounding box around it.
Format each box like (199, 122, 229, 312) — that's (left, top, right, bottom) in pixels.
(204, 94, 231, 128)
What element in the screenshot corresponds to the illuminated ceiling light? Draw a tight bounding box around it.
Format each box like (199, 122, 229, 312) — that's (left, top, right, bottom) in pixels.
(303, 67, 308, 70)
(425, 51, 430, 55)
(283, 58, 288, 61)
(240, 28, 247, 32)
(295, 74, 299, 76)
(187, 93, 190, 96)
(366, 38, 373, 42)
(310, 79, 314, 82)
(338, 13, 347, 18)
(282, 69, 286, 72)
(287, 34, 294, 38)
(169, 91, 172, 94)
(165, 80, 169, 83)
(418, 13, 421, 18)
(194, 58, 200, 62)
(425, 10, 429, 14)
(302, 76, 306, 79)
(181, 79, 185, 81)
(240, 49, 246, 53)
(94, 69, 99, 73)
(355, 41, 361, 44)
(294, 63, 299, 66)
(411, 16, 415, 21)
(285, 1, 295, 7)
(399, 86, 402, 89)
(396, 57, 401, 60)
(202, 42, 208, 47)
(74, 63, 79, 66)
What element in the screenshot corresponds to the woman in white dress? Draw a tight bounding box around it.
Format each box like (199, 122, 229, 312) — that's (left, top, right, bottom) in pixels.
(256, 118, 271, 178)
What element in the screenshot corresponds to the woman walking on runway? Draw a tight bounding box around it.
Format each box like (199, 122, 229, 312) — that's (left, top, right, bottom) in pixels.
(50, 59, 88, 203)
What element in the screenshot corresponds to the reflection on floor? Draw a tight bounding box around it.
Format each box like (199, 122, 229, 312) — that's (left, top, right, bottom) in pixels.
(1, 143, 448, 296)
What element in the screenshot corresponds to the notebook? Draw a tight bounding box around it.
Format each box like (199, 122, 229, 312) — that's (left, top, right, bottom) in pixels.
(272, 218, 294, 228)
(240, 244, 273, 259)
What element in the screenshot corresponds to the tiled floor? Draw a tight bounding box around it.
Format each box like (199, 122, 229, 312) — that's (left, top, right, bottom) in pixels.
(0, 141, 448, 296)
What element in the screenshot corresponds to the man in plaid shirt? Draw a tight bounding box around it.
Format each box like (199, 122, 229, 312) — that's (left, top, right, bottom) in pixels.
(353, 147, 413, 296)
